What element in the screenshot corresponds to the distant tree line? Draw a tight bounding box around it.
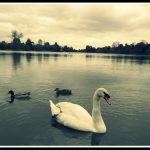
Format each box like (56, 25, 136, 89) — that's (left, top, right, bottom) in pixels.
(0, 30, 76, 52)
(81, 41, 150, 55)
(0, 30, 150, 55)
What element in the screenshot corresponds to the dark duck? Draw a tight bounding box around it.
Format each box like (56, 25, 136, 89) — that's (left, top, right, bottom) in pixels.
(8, 90, 31, 99)
(54, 88, 72, 96)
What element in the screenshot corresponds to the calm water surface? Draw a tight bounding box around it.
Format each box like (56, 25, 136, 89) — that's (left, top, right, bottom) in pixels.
(0, 50, 150, 146)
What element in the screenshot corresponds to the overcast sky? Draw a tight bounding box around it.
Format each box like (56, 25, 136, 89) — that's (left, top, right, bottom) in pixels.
(0, 3, 150, 49)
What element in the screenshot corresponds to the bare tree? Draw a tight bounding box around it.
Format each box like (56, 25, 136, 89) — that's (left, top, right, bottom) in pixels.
(11, 30, 23, 41)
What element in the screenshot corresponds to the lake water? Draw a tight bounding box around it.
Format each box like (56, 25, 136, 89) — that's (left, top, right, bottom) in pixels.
(0, 50, 150, 146)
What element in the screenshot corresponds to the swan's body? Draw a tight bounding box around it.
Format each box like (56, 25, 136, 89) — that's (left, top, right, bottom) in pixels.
(49, 88, 111, 133)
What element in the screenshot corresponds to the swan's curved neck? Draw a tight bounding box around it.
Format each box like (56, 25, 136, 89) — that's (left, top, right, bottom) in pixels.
(92, 91, 106, 132)
(92, 93, 101, 115)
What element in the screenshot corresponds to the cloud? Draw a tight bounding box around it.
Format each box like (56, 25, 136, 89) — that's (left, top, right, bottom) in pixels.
(0, 3, 150, 48)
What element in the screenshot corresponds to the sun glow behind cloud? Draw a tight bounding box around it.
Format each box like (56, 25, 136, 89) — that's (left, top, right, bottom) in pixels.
(0, 3, 150, 49)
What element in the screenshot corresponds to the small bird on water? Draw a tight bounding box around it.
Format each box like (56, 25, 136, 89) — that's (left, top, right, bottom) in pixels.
(54, 88, 72, 97)
(8, 90, 31, 99)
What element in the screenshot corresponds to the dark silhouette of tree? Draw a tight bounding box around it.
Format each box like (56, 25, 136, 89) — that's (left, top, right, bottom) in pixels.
(38, 39, 43, 45)
(43, 42, 51, 51)
(85, 45, 96, 53)
(11, 30, 23, 40)
(112, 42, 120, 48)
(25, 38, 34, 50)
(62, 45, 76, 52)
(0, 41, 8, 50)
(11, 30, 23, 50)
(51, 42, 61, 52)
(34, 39, 43, 51)
(134, 41, 148, 54)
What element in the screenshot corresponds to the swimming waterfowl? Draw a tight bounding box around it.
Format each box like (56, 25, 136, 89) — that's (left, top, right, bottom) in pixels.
(54, 88, 72, 96)
(8, 90, 31, 99)
(49, 87, 111, 133)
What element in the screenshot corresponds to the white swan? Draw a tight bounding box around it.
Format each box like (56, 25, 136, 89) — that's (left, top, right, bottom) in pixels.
(49, 88, 111, 133)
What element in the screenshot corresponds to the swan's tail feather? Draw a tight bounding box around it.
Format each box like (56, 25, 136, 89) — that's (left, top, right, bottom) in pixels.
(49, 100, 60, 116)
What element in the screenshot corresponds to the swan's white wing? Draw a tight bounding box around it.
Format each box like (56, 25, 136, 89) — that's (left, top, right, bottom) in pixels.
(56, 102, 92, 120)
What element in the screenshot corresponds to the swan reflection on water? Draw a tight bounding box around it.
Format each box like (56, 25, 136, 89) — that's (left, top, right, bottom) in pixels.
(50, 118, 106, 145)
(91, 133, 106, 145)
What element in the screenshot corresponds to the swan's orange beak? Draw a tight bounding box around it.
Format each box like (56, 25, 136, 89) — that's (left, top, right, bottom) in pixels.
(104, 97, 111, 105)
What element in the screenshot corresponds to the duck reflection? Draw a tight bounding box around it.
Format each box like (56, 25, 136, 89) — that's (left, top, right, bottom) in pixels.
(91, 133, 106, 145)
(7, 96, 15, 104)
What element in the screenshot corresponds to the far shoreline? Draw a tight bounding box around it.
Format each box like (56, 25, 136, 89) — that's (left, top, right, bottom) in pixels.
(0, 49, 150, 56)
